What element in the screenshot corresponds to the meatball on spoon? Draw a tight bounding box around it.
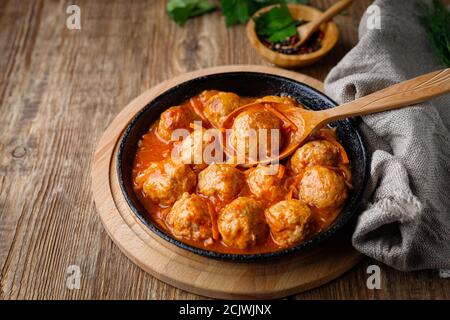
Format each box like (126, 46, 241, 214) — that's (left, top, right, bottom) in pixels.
(222, 68, 450, 164)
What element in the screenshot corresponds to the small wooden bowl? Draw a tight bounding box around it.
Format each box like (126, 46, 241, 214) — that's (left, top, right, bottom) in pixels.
(247, 4, 339, 68)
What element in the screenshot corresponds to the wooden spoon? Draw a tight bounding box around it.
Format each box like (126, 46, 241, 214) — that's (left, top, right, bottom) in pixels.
(286, 0, 353, 49)
(222, 68, 450, 164)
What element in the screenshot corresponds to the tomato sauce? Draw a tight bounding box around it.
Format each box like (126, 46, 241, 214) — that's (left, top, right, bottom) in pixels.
(132, 91, 351, 254)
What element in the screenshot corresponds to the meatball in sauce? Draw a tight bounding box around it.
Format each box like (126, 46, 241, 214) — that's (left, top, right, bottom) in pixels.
(175, 129, 214, 170)
(265, 199, 313, 247)
(166, 193, 213, 243)
(231, 109, 282, 162)
(289, 140, 339, 174)
(157, 105, 197, 142)
(198, 164, 245, 202)
(138, 160, 196, 206)
(246, 164, 286, 203)
(218, 197, 268, 249)
(299, 165, 348, 210)
(203, 91, 242, 128)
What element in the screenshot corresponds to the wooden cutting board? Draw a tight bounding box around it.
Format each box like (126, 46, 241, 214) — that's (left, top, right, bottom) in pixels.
(91, 65, 362, 299)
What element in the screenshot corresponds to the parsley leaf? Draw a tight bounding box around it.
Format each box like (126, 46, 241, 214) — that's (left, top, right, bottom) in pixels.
(220, 0, 260, 26)
(167, 0, 309, 27)
(255, 4, 298, 42)
(167, 0, 217, 26)
(220, 0, 308, 27)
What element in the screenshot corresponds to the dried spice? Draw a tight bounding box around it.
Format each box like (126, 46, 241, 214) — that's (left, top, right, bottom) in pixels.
(259, 19, 324, 55)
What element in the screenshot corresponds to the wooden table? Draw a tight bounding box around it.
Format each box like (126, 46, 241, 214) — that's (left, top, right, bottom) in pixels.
(1, 0, 449, 300)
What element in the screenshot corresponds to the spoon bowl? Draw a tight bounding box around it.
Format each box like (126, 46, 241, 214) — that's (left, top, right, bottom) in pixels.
(221, 100, 309, 164)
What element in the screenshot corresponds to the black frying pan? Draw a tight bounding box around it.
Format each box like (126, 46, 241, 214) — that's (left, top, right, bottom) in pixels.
(116, 72, 369, 261)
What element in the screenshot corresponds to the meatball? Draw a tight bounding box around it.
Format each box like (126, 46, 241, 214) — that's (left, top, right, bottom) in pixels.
(204, 92, 241, 128)
(255, 95, 299, 107)
(299, 166, 348, 209)
(199, 90, 219, 103)
(247, 164, 285, 202)
(289, 140, 339, 174)
(176, 129, 219, 169)
(265, 200, 313, 247)
(218, 197, 268, 249)
(157, 106, 196, 141)
(231, 109, 282, 162)
(142, 160, 196, 206)
(198, 164, 244, 201)
(166, 193, 212, 241)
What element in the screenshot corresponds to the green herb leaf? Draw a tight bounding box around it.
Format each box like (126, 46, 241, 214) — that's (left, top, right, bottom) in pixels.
(419, 0, 450, 67)
(167, 0, 216, 26)
(220, 0, 309, 27)
(220, 0, 260, 26)
(267, 24, 297, 42)
(255, 4, 298, 43)
(283, 0, 309, 3)
(167, 0, 310, 27)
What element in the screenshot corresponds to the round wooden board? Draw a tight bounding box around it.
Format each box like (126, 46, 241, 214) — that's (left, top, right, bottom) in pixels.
(91, 65, 362, 299)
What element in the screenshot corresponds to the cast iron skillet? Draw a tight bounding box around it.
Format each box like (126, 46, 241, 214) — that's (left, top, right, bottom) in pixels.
(117, 72, 369, 261)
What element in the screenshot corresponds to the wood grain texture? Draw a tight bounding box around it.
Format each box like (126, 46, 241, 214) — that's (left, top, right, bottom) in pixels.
(1, 0, 449, 300)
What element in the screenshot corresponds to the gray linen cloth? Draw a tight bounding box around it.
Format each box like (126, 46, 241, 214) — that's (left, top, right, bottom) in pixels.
(324, 0, 450, 271)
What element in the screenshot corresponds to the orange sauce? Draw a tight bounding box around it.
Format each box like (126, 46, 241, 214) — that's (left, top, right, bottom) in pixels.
(132, 91, 350, 254)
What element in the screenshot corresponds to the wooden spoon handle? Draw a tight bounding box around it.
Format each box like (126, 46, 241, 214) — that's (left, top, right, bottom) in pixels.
(323, 68, 450, 121)
(305, 0, 353, 34)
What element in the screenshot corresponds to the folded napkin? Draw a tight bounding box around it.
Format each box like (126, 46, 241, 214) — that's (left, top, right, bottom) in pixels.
(325, 0, 450, 271)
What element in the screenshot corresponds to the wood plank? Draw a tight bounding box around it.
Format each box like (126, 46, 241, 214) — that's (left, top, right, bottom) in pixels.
(0, 0, 448, 300)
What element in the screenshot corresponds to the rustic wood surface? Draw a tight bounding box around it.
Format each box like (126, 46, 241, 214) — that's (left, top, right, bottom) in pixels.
(0, 0, 449, 300)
